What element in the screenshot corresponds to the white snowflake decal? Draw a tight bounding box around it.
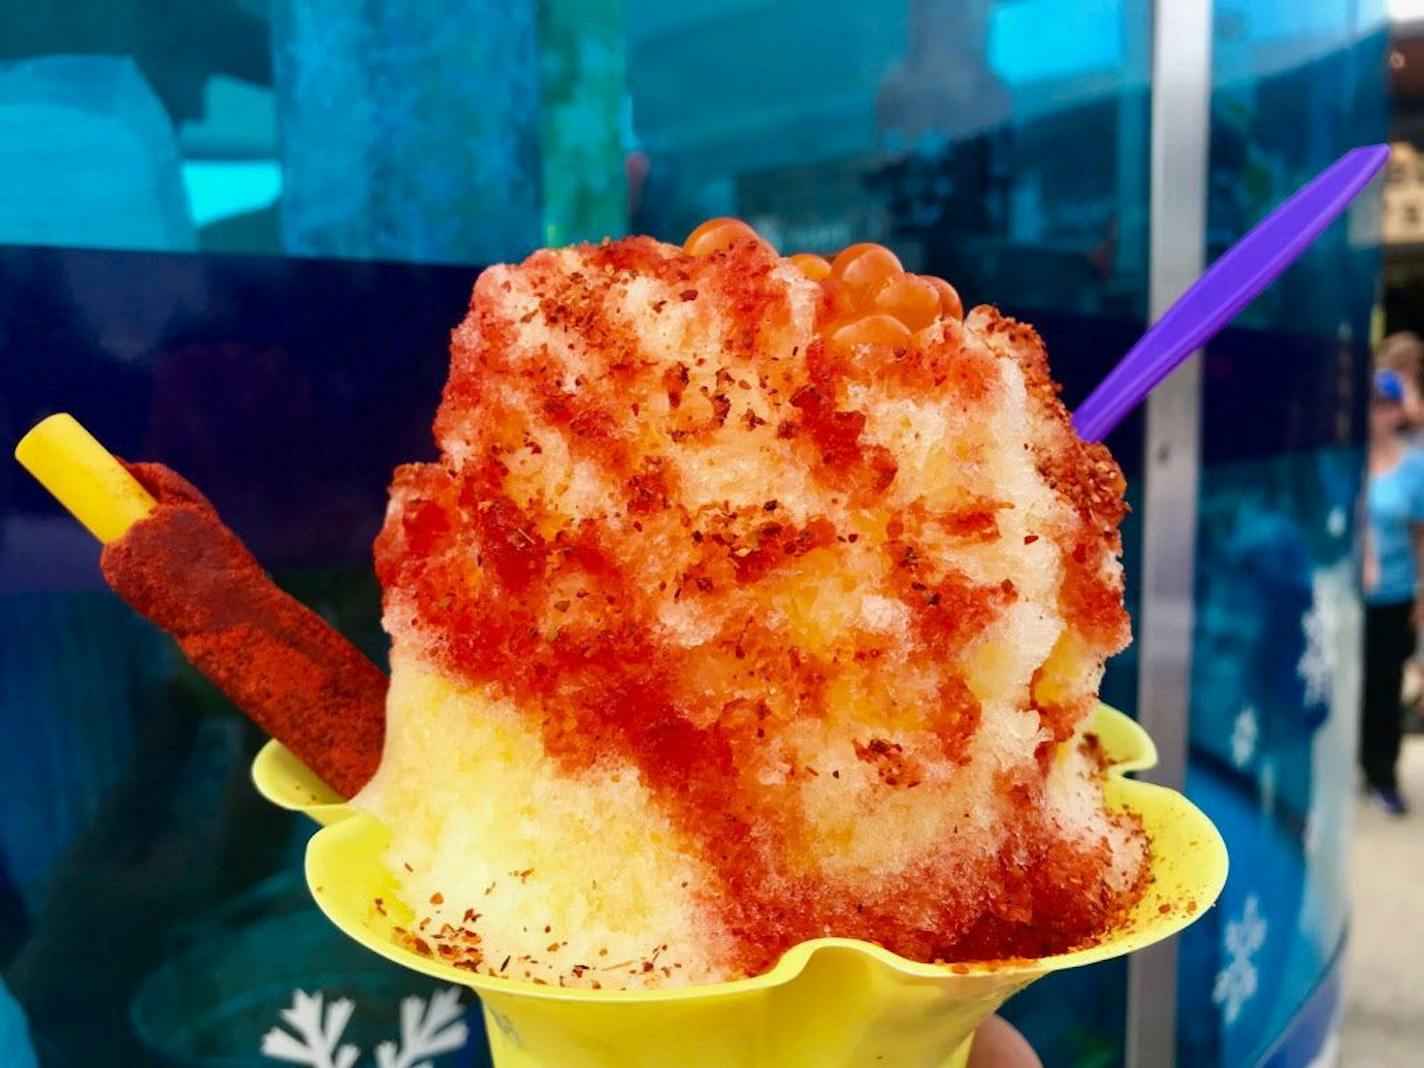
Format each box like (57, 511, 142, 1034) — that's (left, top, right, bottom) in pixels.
(262, 991, 359, 1068)
(262, 988, 468, 1068)
(1230, 706, 1258, 768)
(1298, 570, 1341, 707)
(376, 989, 468, 1068)
(1212, 895, 1268, 1025)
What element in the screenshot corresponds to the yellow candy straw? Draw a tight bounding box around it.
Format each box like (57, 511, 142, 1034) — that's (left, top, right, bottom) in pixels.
(13, 413, 156, 544)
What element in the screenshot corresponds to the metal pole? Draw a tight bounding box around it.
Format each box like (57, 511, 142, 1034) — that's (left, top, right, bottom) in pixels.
(1125, 3, 1213, 1067)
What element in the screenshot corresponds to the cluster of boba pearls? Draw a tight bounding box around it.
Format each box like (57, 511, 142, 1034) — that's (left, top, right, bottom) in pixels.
(683, 217, 963, 350)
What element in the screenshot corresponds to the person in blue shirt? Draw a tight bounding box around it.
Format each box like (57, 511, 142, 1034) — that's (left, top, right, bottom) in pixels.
(1362, 369, 1424, 816)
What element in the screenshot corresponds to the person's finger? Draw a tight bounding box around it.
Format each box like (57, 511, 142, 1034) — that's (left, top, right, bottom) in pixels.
(966, 1015, 1043, 1068)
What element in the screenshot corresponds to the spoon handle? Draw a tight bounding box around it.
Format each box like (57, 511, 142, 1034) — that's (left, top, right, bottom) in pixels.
(1072, 143, 1389, 442)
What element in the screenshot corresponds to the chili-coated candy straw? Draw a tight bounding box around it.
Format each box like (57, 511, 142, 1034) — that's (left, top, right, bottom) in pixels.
(13, 413, 386, 796)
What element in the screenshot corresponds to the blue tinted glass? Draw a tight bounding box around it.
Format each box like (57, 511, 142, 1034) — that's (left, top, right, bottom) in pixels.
(0, 1, 623, 263)
(628, 0, 1151, 320)
(1180, 2, 1388, 1064)
(0, 0, 1154, 315)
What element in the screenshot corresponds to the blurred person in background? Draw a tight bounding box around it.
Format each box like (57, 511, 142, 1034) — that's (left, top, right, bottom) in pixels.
(1375, 332, 1424, 722)
(1377, 331, 1424, 439)
(1361, 367, 1424, 816)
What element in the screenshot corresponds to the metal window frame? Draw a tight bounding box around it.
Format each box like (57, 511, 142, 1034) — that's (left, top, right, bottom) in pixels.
(1125, 3, 1213, 1067)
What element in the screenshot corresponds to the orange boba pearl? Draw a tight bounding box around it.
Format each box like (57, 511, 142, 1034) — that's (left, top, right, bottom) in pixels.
(824, 312, 913, 353)
(922, 274, 964, 321)
(830, 243, 904, 300)
(684, 217, 766, 257)
(788, 253, 832, 281)
(871, 273, 942, 331)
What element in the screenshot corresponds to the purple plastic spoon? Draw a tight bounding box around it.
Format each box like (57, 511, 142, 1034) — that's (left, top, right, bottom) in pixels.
(1072, 143, 1389, 442)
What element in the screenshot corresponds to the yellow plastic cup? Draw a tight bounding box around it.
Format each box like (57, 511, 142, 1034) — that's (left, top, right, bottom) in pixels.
(254, 705, 1227, 1068)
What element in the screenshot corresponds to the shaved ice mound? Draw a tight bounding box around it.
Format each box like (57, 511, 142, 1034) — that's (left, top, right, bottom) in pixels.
(356, 225, 1147, 989)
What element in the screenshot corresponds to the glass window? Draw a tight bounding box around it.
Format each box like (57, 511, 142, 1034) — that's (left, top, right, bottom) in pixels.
(0, 0, 1154, 320)
(1177, 3, 1388, 1065)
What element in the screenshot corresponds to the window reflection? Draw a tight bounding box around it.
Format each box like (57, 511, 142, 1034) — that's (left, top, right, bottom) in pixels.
(0, 1, 274, 254)
(0, 0, 1153, 314)
(631, 0, 1149, 318)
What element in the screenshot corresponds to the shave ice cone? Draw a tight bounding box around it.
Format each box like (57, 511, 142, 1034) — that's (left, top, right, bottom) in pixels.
(17, 218, 1230, 1068)
(254, 705, 1226, 1068)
